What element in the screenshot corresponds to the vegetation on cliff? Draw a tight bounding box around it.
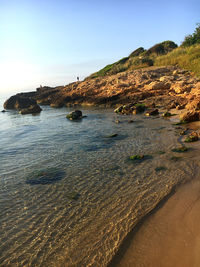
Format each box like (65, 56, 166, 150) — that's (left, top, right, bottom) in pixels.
(88, 24, 200, 79)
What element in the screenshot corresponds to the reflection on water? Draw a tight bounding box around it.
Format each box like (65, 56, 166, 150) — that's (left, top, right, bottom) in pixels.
(0, 98, 199, 266)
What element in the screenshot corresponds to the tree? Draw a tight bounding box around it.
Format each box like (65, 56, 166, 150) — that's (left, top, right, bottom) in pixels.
(182, 23, 200, 47)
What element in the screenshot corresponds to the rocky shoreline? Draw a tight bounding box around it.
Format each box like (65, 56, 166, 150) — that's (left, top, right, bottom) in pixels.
(3, 66, 200, 122)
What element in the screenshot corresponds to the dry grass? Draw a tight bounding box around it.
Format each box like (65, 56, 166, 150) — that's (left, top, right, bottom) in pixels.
(154, 44, 200, 77)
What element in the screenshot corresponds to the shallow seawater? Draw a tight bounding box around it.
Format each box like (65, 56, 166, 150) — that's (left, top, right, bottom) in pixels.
(0, 96, 199, 266)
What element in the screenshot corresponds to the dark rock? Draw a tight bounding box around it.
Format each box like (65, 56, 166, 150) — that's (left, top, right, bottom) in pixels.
(66, 110, 83, 120)
(4, 94, 42, 115)
(1, 110, 6, 112)
(4, 95, 37, 110)
(133, 103, 146, 114)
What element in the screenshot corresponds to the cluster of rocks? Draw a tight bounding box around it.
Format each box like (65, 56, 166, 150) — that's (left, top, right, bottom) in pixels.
(114, 103, 159, 116)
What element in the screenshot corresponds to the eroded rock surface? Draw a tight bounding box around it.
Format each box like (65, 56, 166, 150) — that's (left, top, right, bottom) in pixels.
(4, 66, 200, 119)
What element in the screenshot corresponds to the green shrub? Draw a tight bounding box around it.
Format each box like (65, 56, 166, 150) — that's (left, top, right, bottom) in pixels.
(182, 23, 200, 47)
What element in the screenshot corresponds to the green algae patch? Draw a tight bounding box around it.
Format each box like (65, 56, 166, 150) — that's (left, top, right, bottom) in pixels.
(171, 146, 188, 153)
(127, 154, 153, 163)
(129, 155, 144, 160)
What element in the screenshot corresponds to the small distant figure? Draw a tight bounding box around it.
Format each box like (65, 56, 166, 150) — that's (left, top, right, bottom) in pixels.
(77, 77, 79, 82)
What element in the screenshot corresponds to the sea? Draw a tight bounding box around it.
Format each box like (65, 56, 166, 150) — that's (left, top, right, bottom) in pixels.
(0, 93, 199, 266)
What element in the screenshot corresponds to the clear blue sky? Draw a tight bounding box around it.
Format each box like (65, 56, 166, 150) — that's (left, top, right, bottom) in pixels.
(0, 0, 199, 93)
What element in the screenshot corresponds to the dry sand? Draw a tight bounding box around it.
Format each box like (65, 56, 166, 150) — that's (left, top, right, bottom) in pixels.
(109, 176, 200, 267)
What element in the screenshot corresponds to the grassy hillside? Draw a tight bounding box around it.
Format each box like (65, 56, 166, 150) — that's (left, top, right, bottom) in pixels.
(154, 44, 200, 77)
(88, 41, 177, 79)
(88, 24, 200, 79)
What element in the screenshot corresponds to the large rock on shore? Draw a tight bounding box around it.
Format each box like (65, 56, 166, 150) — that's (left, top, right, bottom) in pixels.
(4, 95, 42, 114)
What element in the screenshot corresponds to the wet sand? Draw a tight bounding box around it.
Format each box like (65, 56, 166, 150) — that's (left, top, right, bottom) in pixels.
(110, 175, 200, 267)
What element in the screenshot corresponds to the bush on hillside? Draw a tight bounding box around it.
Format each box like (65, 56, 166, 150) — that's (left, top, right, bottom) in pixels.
(146, 41, 178, 56)
(129, 47, 145, 57)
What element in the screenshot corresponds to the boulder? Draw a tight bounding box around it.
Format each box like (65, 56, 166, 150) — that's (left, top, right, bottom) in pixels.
(180, 110, 200, 122)
(4, 95, 37, 110)
(145, 81, 171, 90)
(4, 94, 42, 115)
(66, 110, 83, 120)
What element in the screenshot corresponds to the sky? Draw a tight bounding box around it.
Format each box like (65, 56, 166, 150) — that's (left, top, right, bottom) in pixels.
(0, 0, 200, 94)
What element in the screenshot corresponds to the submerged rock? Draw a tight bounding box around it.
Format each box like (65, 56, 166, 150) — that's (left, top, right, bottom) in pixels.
(66, 110, 83, 120)
(26, 168, 65, 185)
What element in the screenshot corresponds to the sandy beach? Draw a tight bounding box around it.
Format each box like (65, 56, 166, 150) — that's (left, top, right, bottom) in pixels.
(109, 165, 200, 267)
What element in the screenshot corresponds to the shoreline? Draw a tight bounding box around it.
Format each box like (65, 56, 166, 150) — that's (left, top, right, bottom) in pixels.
(108, 165, 200, 267)
(1, 102, 200, 266)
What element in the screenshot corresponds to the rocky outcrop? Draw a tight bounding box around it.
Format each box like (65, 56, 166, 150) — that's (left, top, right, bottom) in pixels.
(3, 66, 200, 120)
(4, 94, 42, 114)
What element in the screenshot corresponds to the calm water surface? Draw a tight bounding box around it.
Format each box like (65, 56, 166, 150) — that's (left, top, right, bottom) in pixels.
(0, 95, 199, 266)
